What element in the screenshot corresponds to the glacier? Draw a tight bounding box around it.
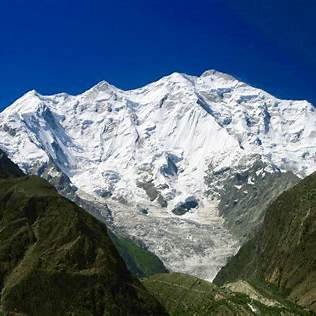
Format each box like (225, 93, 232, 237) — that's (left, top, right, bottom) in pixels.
(0, 69, 315, 280)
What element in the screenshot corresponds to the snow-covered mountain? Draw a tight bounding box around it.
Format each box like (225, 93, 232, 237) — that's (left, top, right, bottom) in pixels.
(1, 69, 315, 280)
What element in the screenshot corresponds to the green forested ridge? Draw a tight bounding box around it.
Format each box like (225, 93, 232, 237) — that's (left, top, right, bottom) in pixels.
(0, 149, 166, 316)
(215, 171, 316, 312)
(110, 231, 168, 278)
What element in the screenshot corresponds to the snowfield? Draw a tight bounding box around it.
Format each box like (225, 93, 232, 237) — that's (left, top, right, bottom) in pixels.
(1, 69, 315, 280)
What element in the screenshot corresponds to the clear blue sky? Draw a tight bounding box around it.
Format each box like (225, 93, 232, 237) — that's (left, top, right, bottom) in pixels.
(1, 0, 315, 110)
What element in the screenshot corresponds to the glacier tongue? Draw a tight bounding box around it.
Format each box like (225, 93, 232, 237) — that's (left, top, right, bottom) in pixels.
(105, 198, 237, 281)
(0, 69, 315, 280)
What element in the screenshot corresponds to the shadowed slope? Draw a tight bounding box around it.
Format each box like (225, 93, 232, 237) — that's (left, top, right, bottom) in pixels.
(215, 172, 316, 312)
(0, 149, 166, 316)
(0, 149, 24, 178)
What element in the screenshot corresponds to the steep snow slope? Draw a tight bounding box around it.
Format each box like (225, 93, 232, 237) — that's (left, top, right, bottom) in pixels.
(0, 70, 315, 280)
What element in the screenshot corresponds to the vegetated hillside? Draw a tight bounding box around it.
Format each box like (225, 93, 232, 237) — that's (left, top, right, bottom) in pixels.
(142, 272, 310, 315)
(0, 150, 166, 316)
(109, 231, 168, 278)
(32, 155, 168, 279)
(215, 172, 316, 312)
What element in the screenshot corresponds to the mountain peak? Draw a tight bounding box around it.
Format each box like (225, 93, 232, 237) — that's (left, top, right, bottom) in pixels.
(200, 69, 237, 82)
(80, 80, 120, 100)
(20, 89, 42, 101)
(1, 89, 43, 116)
(167, 71, 186, 79)
(88, 80, 118, 93)
(93, 80, 112, 89)
(158, 71, 193, 84)
(24, 89, 40, 96)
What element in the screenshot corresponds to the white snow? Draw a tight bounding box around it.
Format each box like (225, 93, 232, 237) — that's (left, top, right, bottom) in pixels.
(0, 69, 315, 280)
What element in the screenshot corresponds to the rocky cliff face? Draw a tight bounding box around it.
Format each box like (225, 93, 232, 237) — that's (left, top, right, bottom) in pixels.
(214, 172, 316, 312)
